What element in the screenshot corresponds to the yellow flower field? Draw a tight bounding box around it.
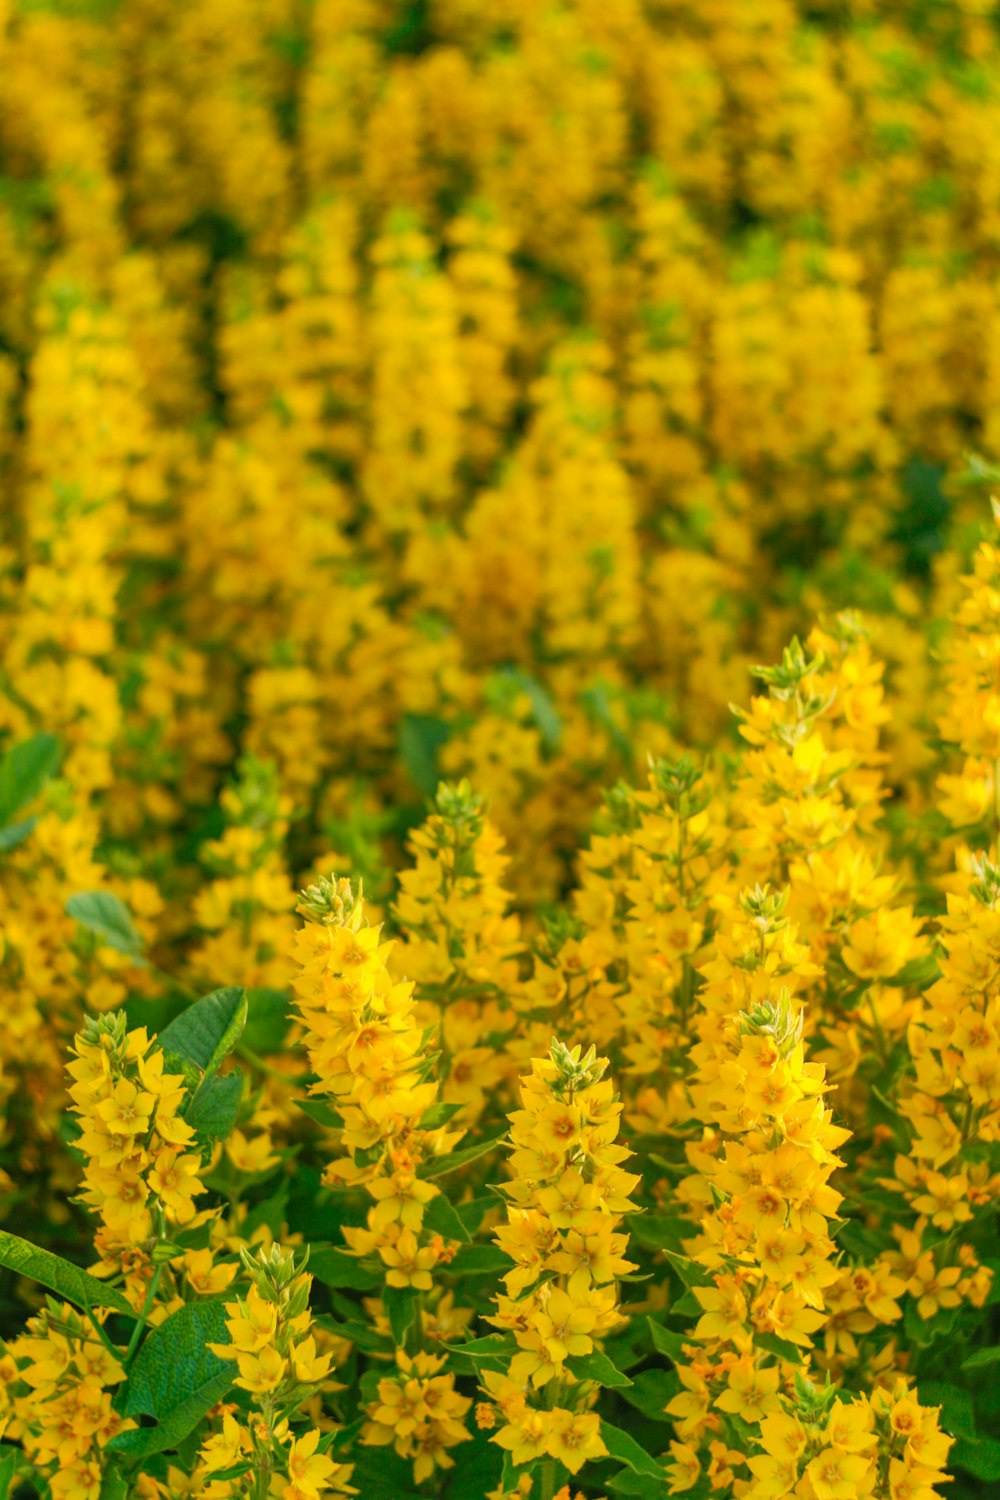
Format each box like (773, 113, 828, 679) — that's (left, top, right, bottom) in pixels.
(0, 1, 998, 1497)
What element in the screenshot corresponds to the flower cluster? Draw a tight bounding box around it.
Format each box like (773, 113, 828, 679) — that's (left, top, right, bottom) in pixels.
(201, 1244, 352, 1500)
(67, 1013, 206, 1289)
(478, 1041, 638, 1476)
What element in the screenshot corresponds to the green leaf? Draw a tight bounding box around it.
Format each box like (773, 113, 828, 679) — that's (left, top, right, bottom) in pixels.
(423, 1192, 472, 1244)
(108, 1300, 233, 1460)
(600, 1421, 669, 1480)
(647, 1317, 687, 1362)
(607, 1472, 677, 1499)
(383, 1285, 419, 1345)
(0, 1445, 19, 1500)
(618, 1368, 680, 1423)
(66, 890, 144, 959)
(400, 715, 451, 796)
(419, 1101, 466, 1130)
(753, 1332, 804, 1364)
(158, 988, 247, 1077)
(916, 1381, 976, 1439)
(670, 1290, 702, 1318)
(885, 954, 941, 989)
(0, 817, 37, 853)
(297, 1098, 340, 1128)
(662, 1249, 710, 1288)
(448, 1245, 511, 1276)
(418, 1129, 507, 1179)
(951, 1434, 1000, 1482)
(961, 1345, 1000, 1372)
(242, 988, 291, 1053)
(445, 1334, 518, 1364)
(0, 732, 61, 826)
(310, 1247, 380, 1291)
(630, 1215, 694, 1253)
(99, 1467, 129, 1500)
(565, 1349, 632, 1388)
(186, 1070, 243, 1143)
(0, 1230, 135, 1317)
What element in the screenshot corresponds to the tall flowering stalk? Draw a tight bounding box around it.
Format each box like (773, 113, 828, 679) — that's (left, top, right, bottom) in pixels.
(292, 873, 473, 1485)
(478, 1041, 638, 1489)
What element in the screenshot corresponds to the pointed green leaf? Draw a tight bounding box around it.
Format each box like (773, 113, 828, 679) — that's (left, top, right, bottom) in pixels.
(600, 1421, 669, 1480)
(0, 1230, 135, 1317)
(67, 891, 144, 959)
(186, 1069, 243, 1142)
(158, 988, 247, 1077)
(310, 1247, 380, 1291)
(647, 1318, 687, 1362)
(418, 1129, 507, 1179)
(383, 1284, 419, 1345)
(0, 733, 61, 826)
(565, 1349, 632, 1387)
(423, 1192, 472, 1244)
(107, 1300, 233, 1459)
(297, 1098, 341, 1128)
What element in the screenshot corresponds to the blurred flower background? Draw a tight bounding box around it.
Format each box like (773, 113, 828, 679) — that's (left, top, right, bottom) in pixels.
(0, 3, 999, 1499)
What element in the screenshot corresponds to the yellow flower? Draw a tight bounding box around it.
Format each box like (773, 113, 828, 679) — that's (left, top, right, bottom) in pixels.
(283, 1429, 337, 1500)
(543, 1408, 607, 1475)
(235, 1345, 286, 1394)
(198, 1414, 244, 1475)
(714, 1356, 780, 1422)
(842, 908, 924, 981)
(96, 1080, 155, 1138)
(806, 1448, 874, 1500)
(378, 1227, 438, 1289)
(291, 1335, 332, 1384)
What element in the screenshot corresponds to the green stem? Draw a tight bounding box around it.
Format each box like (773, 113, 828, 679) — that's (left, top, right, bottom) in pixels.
(238, 1044, 292, 1081)
(124, 1264, 162, 1368)
(539, 1458, 559, 1500)
(84, 1307, 121, 1361)
(867, 991, 890, 1069)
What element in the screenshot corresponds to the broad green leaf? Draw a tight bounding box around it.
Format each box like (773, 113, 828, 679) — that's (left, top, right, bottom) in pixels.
(647, 1317, 687, 1362)
(108, 1300, 233, 1460)
(951, 1434, 1000, 1482)
(158, 988, 247, 1077)
(600, 1421, 669, 1480)
(0, 733, 61, 827)
(186, 1069, 243, 1142)
(66, 890, 144, 959)
(418, 1129, 507, 1179)
(310, 1247, 380, 1291)
(618, 1368, 680, 1423)
(917, 1381, 976, 1439)
(565, 1349, 632, 1388)
(423, 1192, 472, 1244)
(383, 1284, 419, 1345)
(0, 1230, 135, 1317)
